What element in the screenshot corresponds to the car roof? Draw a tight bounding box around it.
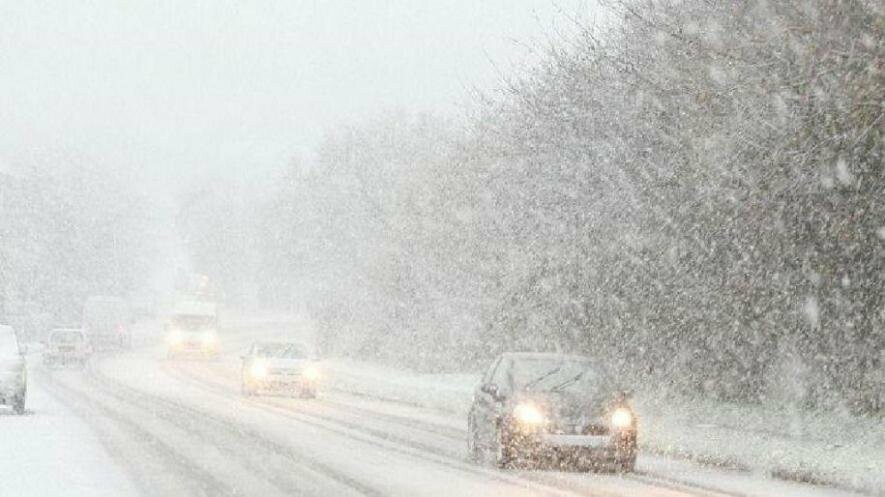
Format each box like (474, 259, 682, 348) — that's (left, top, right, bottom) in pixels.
(500, 352, 592, 362)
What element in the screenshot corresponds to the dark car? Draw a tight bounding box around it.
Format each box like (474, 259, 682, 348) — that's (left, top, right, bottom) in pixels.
(467, 352, 637, 471)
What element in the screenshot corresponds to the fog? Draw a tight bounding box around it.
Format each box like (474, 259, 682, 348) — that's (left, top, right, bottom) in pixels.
(1, 0, 592, 183)
(0, 2, 882, 496)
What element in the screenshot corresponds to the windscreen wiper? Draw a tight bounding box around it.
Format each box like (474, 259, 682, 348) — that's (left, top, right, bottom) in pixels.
(549, 371, 585, 392)
(523, 365, 563, 391)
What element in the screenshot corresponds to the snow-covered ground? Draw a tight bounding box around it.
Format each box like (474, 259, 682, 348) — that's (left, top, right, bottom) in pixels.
(3, 315, 877, 497)
(215, 313, 883, 496)
(0, 373, 137, 497)
(322, 358, 884, 496)
(638, 394, 884, 495)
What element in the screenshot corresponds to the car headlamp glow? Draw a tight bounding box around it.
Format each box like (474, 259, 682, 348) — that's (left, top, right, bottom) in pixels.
(611, 407, 634, 429)
(513, 403, 546, 425)
(201, 331, 217, 345)
(302, 365, 320, 381)
(166, 330, 183, 345)
(250, 361, 268, 379)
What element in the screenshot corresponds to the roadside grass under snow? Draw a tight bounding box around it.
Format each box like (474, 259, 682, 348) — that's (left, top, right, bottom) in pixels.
(220, 311, 884, 495)
(323, 359, 884, 496)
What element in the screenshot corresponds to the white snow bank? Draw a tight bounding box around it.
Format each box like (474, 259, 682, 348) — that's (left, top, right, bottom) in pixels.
(323, 359, 884, 496)
(637, 394, 885, 496)
(219, 315, 884, 494)
(0, 377, 138, 497)
(325, 359, 479, 415)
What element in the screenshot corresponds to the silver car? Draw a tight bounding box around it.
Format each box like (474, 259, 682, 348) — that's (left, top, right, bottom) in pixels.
(0, 325, 27, 415)
(241, 342, 320, 398)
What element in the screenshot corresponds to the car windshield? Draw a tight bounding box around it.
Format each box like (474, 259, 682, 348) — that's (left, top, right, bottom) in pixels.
(255, 343, 305, 359)
(510, 357, 595, 392)
(171, 315, 215, 331)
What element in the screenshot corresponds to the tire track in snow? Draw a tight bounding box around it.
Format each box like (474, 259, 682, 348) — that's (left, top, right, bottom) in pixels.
(166, 360, 733, 497)
(80, 359, 386, 497)
(37, 368, 237, 497)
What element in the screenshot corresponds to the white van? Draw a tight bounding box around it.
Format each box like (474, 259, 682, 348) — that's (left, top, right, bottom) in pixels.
(0, 325, 27, 414)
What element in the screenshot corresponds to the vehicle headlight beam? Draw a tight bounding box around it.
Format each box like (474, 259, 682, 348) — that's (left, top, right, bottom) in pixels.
(611, 407, 634, 429)
(250, 361, 268, 379)
(302, 365, 320, 381)
(513, 403, 546, 425)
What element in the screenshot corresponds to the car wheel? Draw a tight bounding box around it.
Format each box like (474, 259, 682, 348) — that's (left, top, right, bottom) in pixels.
(13, 393, 26, 415)
(493, 425, 513, 469)
(241, 376, 257, 397)
(466, 414, 482, 463)
(615, 454, 636, 473)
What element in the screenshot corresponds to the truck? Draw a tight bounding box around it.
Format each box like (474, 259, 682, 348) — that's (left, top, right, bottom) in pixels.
(165, 300, 219, 359)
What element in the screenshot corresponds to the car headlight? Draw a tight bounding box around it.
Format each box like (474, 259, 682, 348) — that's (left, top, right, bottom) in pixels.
(250, 361, 268, 379)
(302, 365, 320, 381)
(611, 407, 634, 429)
(513, 403, 546, 425)
(166, 330, 183, 345)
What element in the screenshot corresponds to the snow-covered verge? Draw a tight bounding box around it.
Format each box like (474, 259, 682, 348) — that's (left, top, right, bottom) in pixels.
(322, 359, 884, 496)
(0, 373, 138, 497)
(325, 359, 479, 416)
(636, 395, 885, 496)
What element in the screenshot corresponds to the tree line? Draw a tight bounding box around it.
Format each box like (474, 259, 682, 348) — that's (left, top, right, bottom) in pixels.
(179, 0, 884, 412)
(0, 159, 156, 337)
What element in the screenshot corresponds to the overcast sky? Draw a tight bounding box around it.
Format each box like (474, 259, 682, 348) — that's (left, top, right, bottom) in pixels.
(0, 1, 597, 186)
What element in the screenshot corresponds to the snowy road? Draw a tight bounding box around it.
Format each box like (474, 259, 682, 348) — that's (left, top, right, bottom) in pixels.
(17, 325, 869, 497)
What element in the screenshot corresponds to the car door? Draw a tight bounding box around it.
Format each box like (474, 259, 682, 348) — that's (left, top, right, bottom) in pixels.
(473, 356, 508, 449)
(242, 344, 257, 376)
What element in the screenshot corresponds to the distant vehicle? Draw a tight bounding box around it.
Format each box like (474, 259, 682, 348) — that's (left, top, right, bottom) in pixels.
(43, 328, 91, 368)
(129, 295, 157, 319)
(0, 325, 27, 414)
(165, 300, 219, 359)
(240, 342, 319, 398)
(82, 296, 132, 350)
(467, 352, 637, 472)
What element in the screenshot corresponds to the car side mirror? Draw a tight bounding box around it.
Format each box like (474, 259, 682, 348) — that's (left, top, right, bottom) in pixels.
(481, 383, 502, 399)
(615, 389, 633, 402)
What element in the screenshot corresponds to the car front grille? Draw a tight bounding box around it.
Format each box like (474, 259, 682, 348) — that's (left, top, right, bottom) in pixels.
(268, 368, 299, 376)
(550, 421, 609, 435)
(582, 423, 610, 436)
